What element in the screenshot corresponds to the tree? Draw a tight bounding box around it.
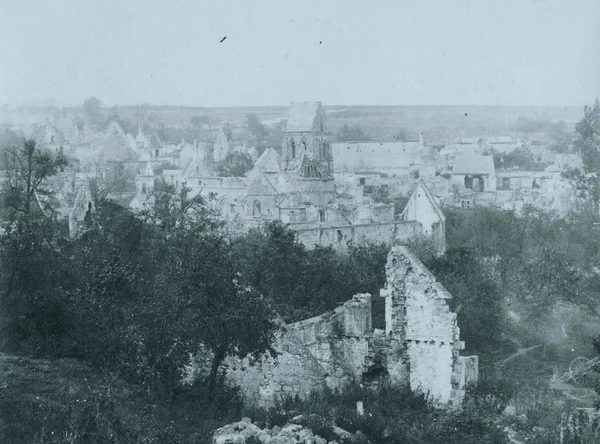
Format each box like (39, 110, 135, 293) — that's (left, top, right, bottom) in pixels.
(427, 248, 508, 356)
(548, 121, 573, 154)
(191, 113, 211, 131)
(563, 99, 600, 211)
(82, 96, 104, 127)
(246, 114, 269, 152)
(218, 152, 254, 177)
(1, 139, 67, 220)
(141, 185, 276, 400)
(0, 139, 68, 349)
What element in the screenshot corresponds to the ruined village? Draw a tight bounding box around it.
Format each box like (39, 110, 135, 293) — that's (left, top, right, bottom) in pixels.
(2, 1, 600, 443)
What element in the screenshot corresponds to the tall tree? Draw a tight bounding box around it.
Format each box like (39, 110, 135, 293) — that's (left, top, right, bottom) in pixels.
(246, 114, 269, 153)
(82, 96, 104, 127)
(563, 99, 600, 212)
(142, 185, 277, 400)
(0, 139, 68, 348)
(1, 139, 67, 220)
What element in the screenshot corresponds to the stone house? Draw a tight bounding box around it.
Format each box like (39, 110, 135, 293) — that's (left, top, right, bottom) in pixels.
(400, 181, 446, 255)
(452, 155, 496, 192)
(225, 246, 478, 408)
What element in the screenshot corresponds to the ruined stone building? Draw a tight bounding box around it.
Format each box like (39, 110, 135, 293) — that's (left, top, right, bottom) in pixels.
(55, 103, 448, 252)
(452, 155, 497, 193)
(225, 246, 478, 408)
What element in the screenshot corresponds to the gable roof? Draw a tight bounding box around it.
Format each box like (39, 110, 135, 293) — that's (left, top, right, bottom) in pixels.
(401, 181, 445, 222)
(246, 168, 280, 195)
(331, 141, 430, 172)
(283, 102, 323, 133)
(452, 155, 495, 176)
(254, 147, 281, 173)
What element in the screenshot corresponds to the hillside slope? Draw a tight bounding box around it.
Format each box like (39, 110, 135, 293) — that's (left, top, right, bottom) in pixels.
(0, 352, 157, 443)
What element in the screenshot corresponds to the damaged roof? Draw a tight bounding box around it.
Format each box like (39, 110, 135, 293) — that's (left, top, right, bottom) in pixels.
(283, 102, 324, 133)
(452, 155, 495, 176)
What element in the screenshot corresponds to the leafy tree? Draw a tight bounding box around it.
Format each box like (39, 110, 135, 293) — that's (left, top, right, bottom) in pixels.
(548, 121, 573, 154)
(191, 113, 211, 130)
(1, 139, 67, 219)
(142, 185, 276, 400)
(0, 139, 68, 349)
(427, 248, 508, 356)
(337, 123, 366, 142)
(82, 96, 104, 127)
(246, 114, 269, 152)
(266, 120, 284, 154)
(492, 147, 542, 171)
(563, 99, 600, 211)
(218, 151, 255, 177)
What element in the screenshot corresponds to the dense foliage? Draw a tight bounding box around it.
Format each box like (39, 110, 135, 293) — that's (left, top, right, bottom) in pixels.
(218, 151, 255, 177)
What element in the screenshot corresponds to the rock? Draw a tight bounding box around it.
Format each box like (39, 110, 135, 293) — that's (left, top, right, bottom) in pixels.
(290, 415, 306, 425)
(213, 420, 263, 444)
(214, 418, 341, 444)
(503, 405, 517, 416)
(354, 430, 370, 444)
(270, 425, 281, 435)
(331, 426, 353, 442)
(314, 435, 327, 444)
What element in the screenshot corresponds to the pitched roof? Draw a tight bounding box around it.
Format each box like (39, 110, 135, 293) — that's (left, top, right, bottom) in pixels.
(401, 181, 445, 222)
(283, 102, 323, 133)
(331, 141, 429, 172)
(254, 148, 281, 173)
(93, 129, 137, 162)
(452, 155, 495, 176)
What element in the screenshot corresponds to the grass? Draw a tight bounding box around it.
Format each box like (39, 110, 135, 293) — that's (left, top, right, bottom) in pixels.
(0, 351, 160, 443)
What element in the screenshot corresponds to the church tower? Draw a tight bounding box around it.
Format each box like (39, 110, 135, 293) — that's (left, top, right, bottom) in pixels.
(281, 102, 333, 179)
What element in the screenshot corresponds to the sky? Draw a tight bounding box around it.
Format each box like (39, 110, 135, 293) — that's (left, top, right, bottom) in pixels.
(1, 0, 599, 107)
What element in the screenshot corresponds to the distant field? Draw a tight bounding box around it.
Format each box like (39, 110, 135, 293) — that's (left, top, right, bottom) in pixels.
(1, 104, 584, 145)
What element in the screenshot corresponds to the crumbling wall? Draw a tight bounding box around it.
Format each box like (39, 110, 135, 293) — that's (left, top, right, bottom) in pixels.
(381, 246, 472, 406)
(290, 221, 422, 251)
(289, 294, 373, 390)
(224, 247, 476, 408)
(225, 328, 328, 407)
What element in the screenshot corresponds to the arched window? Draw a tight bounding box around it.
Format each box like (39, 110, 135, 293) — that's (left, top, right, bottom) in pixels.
(252, 200, 262, 217)
(302, 140, 307, 151)
(291, 140, 296, 159)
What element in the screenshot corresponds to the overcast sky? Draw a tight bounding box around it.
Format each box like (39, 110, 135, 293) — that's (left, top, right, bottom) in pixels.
(1, 0, 599, 107)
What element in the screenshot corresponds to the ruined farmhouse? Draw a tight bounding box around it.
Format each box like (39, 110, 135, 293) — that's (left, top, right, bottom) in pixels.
(225, 246, 478, 408)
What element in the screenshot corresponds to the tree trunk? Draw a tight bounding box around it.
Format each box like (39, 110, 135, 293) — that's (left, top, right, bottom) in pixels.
(208, 345, 226, 403)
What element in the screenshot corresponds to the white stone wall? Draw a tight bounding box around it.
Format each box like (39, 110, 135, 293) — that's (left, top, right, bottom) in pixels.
(224, 247, 476, 408)
(382, 246, 470, 406)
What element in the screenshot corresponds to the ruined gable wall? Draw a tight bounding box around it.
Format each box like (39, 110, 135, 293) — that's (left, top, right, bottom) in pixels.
(382, 247, 469, 405)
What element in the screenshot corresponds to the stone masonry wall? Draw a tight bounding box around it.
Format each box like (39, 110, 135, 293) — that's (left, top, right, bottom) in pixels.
(224, 247, 476, 408)
(381, 246, 469, 406)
